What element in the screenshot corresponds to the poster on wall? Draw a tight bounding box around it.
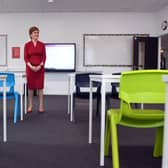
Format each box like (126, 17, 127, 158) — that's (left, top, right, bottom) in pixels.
(12, 47, 20, 58)
(0, 35, 7, 66)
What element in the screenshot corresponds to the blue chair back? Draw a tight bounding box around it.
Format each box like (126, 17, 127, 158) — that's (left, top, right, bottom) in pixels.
(0, 72, 15, 94)
(0, 72, 20, 123)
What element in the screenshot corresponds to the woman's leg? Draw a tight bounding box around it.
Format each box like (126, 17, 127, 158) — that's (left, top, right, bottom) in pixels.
(38, 89, 44, 112)
(28, 89, 33, 112)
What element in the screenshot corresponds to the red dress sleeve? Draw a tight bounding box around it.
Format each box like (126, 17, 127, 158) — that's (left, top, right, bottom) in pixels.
(41, 43, 46, 66)
(24, 42, 29, 64)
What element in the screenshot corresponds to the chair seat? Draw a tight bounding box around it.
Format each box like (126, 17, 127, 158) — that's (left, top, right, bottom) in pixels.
(0, 92, 16, 98)
(75, 92, 100, 99)
(124, 109, 164, 120)
(107, 109, 164, 128)
(120, 117, 164, 128)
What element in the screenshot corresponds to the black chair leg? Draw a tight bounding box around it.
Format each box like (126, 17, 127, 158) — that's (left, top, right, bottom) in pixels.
(96, 96, 100, 117)
(106, 94, 111, 112)
(72, 95, 76, 122)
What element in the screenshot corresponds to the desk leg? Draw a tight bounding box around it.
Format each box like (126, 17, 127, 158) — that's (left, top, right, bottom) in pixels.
(100, 82, 105, 166)
(68, 94, 70, 115)
(89, 80, 93, 144)
(20, 77, 24, 120)
(162, 84, 168, 168)
(69, 75, 75, 122)
(140, 103, 144, 109)
(24, 82, 27, 114)
(68, 77, 70, 115)
(3, 81, 7, 142)
(20, 94, 23, 120)
(70, 92, 74, 122)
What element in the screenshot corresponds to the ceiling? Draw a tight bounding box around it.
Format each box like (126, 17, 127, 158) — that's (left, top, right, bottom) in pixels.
(0, 0, 167, 13)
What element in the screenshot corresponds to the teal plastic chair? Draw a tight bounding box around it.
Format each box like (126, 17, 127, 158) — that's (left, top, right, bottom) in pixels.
(104, 70, 168, 168)
(0, 72, 20, 124)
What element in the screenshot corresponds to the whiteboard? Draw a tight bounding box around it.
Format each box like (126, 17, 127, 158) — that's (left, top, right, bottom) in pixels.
(0, 35, 7, 66)
(84, 34, 135, 67)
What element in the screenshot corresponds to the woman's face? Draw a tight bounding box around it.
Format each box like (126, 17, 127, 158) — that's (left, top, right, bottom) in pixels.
(30, 30, 39, 41)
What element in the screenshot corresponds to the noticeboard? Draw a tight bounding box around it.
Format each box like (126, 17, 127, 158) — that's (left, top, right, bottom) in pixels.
(0, 35, 7, 66)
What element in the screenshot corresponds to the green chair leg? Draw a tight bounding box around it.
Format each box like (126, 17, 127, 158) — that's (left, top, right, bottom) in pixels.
(105, 113, 110, 156)
(111, 116, 119, 168)
(153, 127, 163, 157)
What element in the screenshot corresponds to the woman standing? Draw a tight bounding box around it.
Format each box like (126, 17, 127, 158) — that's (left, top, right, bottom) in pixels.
(24, 26, 46, 113)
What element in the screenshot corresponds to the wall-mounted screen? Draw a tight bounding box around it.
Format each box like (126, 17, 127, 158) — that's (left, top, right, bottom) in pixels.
(45, 43, 76, 72)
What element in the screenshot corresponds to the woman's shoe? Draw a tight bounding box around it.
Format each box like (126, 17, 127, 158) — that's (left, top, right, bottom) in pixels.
(27, 107, 32, 113)
(38, 109, 45, 113)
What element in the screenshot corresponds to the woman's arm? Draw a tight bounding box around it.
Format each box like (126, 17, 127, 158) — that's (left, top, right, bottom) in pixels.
(40, 43, 46, 67)
(24, 43, 38, 71)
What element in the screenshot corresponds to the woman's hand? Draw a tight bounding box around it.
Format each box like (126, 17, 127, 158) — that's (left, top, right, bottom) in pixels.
(27, 62, 41, 72)
(31, 65, 41, 72)
(35, 65, 41, 72)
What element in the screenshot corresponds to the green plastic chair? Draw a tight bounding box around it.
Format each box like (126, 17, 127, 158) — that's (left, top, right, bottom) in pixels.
(104, 69, 168, 168)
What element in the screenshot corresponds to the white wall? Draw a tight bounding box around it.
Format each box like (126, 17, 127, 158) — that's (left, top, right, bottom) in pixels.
(0, 12, 163, 94)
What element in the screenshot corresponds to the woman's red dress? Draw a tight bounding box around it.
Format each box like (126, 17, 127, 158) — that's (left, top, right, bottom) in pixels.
(24, 41, 46, 89)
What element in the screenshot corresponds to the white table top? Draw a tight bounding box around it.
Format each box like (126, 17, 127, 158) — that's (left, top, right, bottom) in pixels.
(90, 74, 121, 79)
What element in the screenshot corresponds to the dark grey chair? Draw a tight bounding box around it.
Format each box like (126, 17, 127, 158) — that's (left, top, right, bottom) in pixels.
(106, 73, 121, 111)
(73, 72, 101, 119)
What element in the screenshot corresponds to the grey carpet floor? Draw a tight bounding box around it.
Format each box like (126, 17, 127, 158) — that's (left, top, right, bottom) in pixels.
(0, 95, 162, 168)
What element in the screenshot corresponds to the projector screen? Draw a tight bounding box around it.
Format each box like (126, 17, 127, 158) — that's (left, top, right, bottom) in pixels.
(45, 43, 76, 72)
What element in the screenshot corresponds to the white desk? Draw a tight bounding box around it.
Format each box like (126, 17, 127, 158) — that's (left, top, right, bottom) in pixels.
(89, 74, 120, 166)
(162, 75, 168, 168)
(0, 75, 7, 142)
(67, 72, 102, 122)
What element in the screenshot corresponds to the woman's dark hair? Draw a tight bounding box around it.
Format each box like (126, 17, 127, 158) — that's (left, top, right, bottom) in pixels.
(29, 26, 40, 35)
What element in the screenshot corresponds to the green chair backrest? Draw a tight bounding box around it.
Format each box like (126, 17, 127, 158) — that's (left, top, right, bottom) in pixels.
(119, 70, 168, 104)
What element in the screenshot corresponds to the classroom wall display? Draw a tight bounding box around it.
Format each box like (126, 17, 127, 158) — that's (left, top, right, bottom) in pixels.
(83, 34, 148, 67)
(0, 35, 7, 66)
(45, 43, 76, 72)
